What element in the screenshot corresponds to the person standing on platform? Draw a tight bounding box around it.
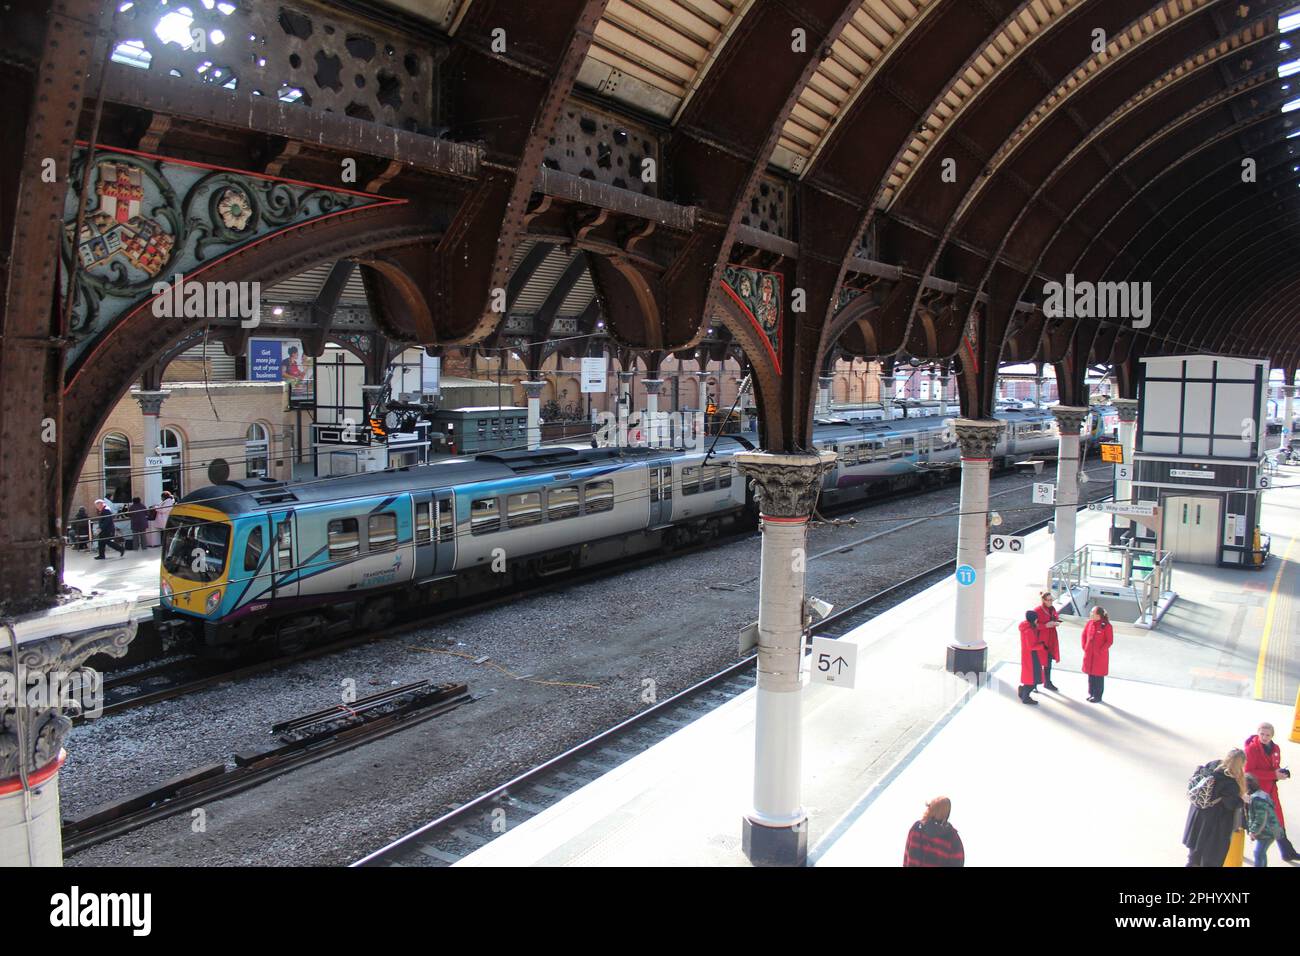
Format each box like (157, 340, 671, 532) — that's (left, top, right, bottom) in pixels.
(1184, 748, 1248, 866)
(1018, 610, 1048, 706)
(1036, 591, 1061, 691)
(1081, 606, 1114, 703)
(1244, 722, 1297, 861)
(903, 796, 965, 867)
(1244, 773, 1284, 867)
(126, 496, 149, 551)
(154, 490, 174, 542)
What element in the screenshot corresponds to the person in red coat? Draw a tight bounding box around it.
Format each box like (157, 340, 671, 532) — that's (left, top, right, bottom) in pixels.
(1036, 591, 1061, 691)
(1244, 722, 1297, 861)
(1018, 609, 1048, 705)
(1081, 605, 1114, 703)
(903, 796, 965, 867)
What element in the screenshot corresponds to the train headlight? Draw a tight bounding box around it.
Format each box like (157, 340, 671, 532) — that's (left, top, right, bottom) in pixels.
(205, 589, 223, 614)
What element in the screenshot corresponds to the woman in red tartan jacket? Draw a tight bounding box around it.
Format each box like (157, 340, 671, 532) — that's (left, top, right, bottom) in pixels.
(903, 796, 965, 867)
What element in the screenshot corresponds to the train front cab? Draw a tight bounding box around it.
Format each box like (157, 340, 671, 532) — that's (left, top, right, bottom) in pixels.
(156, 503, 235, 644)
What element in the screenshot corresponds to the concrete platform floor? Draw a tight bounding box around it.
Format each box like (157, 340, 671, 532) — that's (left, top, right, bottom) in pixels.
(456, 469, 1300, 867)
(64, 544, 160, 621)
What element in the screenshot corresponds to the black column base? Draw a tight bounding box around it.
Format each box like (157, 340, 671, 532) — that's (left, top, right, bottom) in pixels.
(742, 816, 807, 867)
(946, 643, 987, 675)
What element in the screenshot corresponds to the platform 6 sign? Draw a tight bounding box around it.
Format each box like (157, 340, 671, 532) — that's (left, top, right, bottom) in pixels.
(810, 636, 857, 690)
(1099, 443, 1124, 464)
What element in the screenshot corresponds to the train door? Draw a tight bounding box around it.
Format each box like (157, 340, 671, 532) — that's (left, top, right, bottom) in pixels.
(270, 511, 298, 600)
(1162, 496, 1221, 565)
(412, 496, 435, 579)
(648, 460, 673, 526)
(433, 491, 456, 573)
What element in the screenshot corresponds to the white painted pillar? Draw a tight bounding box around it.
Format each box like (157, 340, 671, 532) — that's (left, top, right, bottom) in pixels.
(643, 379, 662, 448)
(522, 381, 544, 450)
(1283, 385, 1296, 451)
(1052, 406, 1090, 566)
(135, 391, 169, 533)
(817, 376, 833, 417)
(618, 371, 634, 448)
(880, 371, 895, 418)
(1113, 398, 1138, 505)
(0, 760, 64, 867)
(733, 450, 836, 866)
(948, 420, 1003, 674)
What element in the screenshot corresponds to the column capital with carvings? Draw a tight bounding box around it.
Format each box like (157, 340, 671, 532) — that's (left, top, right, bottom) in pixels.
(521, 381, 545, 399)
(1051, 405, 1091, 434)
(818, 376, 834, 389)
(733, 450, 837, 519)
(2, 598, 138, 780)
(133, 390, 171, 416)
(952, 419, 1004, 459)
(1111, 398, 1138, 423)
(618, 371, 635, 384)
(641, 379, 664, 395)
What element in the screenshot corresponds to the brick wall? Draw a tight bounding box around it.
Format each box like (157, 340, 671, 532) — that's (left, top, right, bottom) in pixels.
(74, 383, 297, 515)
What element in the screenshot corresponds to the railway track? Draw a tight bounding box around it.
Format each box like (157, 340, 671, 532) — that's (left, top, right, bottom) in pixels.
(89, 463, 1110, 717)
(351, 482, 1112, 867)
(62, 681, 475, 855)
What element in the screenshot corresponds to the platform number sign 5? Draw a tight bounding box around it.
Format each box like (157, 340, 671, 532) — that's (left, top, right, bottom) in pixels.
(810, 636, 857, 690)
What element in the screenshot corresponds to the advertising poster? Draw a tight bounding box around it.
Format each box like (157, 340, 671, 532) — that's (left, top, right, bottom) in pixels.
(250, 338, 315, 407)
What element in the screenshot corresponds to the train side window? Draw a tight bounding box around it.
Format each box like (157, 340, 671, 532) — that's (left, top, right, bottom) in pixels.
(415, 502, 432, 545)
(650, 468, 660, 503)
(718, 465, 731, 489)
(548, 485, 579, 521)
(436, 500, 454, 542)
(368, 513, 397, 553)
(244, 526, 264, 573)
(507, 491, 542, 528)
(682, 466, 700, 496)
(471, 497, 500, 535)
(701, 466, 717, 492)
(585, 479, 614, 513)
(328, 518, 360, 559)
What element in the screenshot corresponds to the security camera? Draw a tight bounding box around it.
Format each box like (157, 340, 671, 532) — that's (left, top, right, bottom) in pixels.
(1079, 472, 1090, 484)
(990, 511, 1003, 526)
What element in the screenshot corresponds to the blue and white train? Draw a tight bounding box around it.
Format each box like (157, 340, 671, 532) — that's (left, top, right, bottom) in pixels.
(156, 406, 1108, 655)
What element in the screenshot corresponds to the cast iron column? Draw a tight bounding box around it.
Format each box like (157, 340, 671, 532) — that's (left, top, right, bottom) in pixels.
(948, 419, 1004, 674)
(733, 450, 836, 866)
(1052, 406, 1090, 566)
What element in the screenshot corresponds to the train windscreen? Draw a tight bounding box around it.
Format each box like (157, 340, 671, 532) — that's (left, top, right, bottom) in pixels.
(163, 514, 230, 583)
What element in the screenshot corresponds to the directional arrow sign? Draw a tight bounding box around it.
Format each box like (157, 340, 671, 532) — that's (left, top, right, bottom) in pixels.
(990, 534, 1025, 554)
(809, 636, 858, 690)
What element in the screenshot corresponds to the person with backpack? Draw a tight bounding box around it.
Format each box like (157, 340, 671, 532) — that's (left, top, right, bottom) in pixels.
(903, 796, 965, 867)
(1018, 609, 1048, 705)
(1184, 748, 1248, 866)
(1245, 773, 1284, 867)
(1081, 605, 1114, 703)
(1244, 722, 1297, 861)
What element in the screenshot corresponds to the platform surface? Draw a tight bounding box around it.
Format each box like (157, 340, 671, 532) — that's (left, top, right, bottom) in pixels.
(456, 471, 1300, 867)
(64, 546, 160, 622)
